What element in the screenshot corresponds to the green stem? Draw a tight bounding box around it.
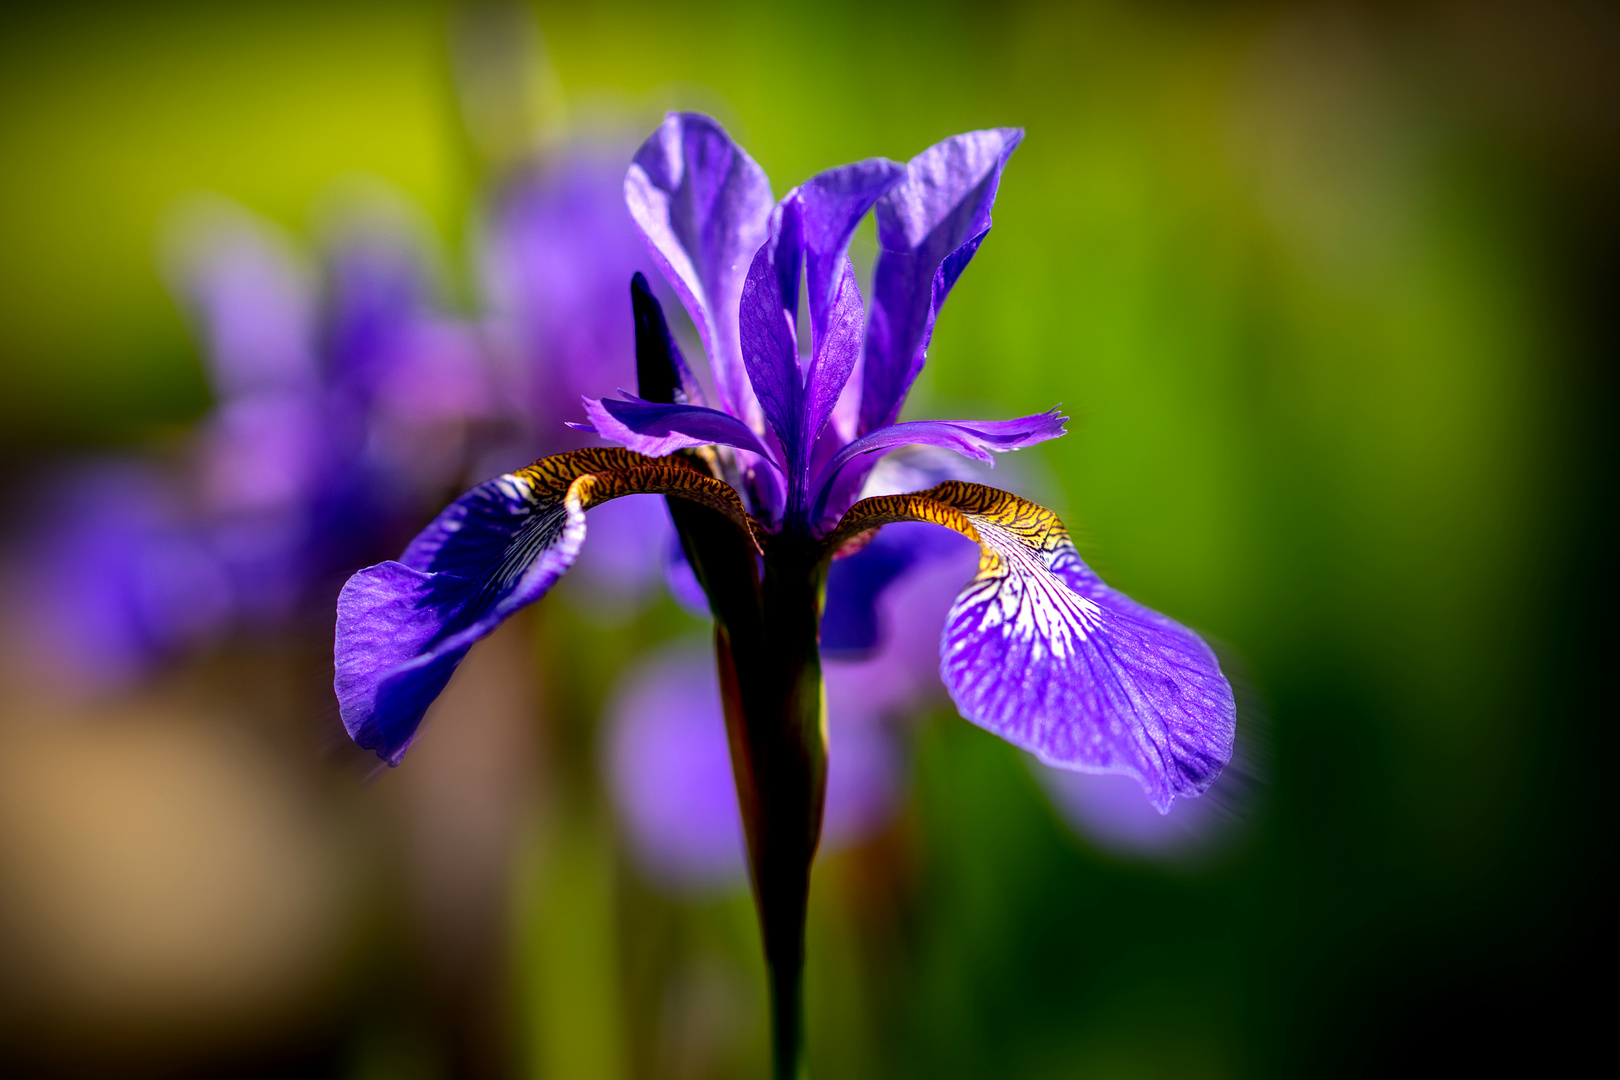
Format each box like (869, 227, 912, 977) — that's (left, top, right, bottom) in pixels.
(635, 275, 826, 1076)
(668, 504, 827, 1079)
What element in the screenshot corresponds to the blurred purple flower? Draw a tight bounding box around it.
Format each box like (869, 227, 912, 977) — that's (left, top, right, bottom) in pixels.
(6, 196, 497, 691)
(1033, 758, 1246, 861)
(8, 464, 232, 693)
(605, 640, 908, 893)
(482, 144, 674, 612)
(180, 200, 496, 623)
(484, 143, 659, 444)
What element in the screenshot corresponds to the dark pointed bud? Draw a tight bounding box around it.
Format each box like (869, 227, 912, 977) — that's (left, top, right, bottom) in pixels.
(632, 271, 689, 406)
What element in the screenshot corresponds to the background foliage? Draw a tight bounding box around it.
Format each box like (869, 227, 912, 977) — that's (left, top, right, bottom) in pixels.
(1, 1, 1613, 1076)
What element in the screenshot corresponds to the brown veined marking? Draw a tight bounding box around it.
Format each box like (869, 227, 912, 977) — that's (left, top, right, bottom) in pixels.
(466, 454, 766, 609)
(820, 481, 1075, 576)
(513, 446, 680, 497)
(567, 465, 765, 550)
(495, 447, 758, 552)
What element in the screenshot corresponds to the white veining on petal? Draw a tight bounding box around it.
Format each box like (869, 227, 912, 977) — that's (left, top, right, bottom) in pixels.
(952, 528, 1102, 664)
(494, 473, 532, 505)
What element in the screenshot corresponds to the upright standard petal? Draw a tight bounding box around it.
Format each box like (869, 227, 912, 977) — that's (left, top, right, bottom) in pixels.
(738, 163, 900, 520)
(737, 197, 807, 464)
(825, 481, 1234, 812)
(335, 448, 758, 765)
(625, 113, 773, 427)
(486, 147, 657, 441)
(860, 129, 1024, 434)
(795, 160, 903, 357)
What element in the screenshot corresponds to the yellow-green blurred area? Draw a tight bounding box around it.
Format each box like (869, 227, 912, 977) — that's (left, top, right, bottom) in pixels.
(1, 1, 1615, 1077)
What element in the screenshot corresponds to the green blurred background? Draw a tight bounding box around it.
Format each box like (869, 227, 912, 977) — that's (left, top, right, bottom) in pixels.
(0, 1, 1614, 1077)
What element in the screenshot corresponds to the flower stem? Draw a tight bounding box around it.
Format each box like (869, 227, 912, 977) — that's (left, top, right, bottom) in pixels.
(668, 502, 826, 1078)
(726, 535, 827, 1080)
(635, 275, 825, 1075)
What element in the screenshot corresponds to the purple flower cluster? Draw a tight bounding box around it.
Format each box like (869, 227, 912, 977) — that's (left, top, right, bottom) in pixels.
(9, 156, 657, 688)
(10, 201, 489, 689)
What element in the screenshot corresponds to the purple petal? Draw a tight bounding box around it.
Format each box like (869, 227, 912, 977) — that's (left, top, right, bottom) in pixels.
(821, 521, 971, 657)
(799, 262, 865, 467)
(339, 449, 758, 764)
(941, 509, 1233, 812)
(811, 410, 1066, 525)
(166, 200, 320, 400)
(626, 114, 773, 428)
(798, 160, 904, 354)
(830, 484, 1234, 812)
(485, 144, 658, 442)
(738, 163, 900, 504)
(737, 198, 805, 464)
(788, 162, 902, 470)
(337, 472, 586, 764)
(578, 395, 783, 466)
(860, 129, 1023, 433)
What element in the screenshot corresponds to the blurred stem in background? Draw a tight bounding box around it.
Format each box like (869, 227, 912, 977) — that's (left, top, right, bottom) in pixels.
(517, 605, 625, 1080)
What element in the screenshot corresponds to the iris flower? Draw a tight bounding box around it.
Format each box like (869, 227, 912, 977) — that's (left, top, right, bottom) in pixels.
(335, 113, 1235, 1076)
(5, 197, 495, 692)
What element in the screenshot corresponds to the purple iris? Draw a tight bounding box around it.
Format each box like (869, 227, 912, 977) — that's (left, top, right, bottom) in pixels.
(187, 201, 497, 621)
(333, 113, 1236, 1075)
(5, 198, 496, 692)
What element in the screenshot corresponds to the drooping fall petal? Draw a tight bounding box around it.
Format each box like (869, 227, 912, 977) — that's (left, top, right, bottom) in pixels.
(335, 448, 757, 765)
(826, 481, 1234, 811)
